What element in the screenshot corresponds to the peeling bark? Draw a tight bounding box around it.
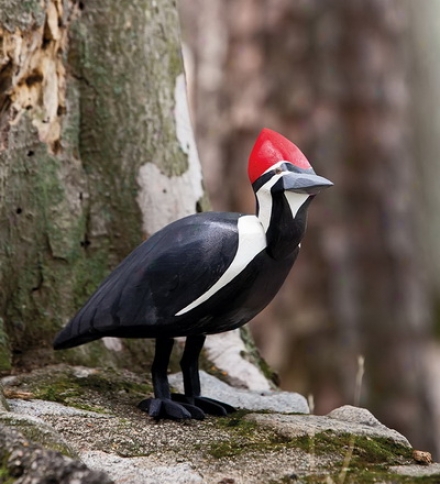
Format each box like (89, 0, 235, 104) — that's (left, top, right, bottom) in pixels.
(0, 0, 74, 153)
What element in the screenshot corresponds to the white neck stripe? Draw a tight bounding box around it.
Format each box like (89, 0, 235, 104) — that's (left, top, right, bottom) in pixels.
(255, 172, 286, 233)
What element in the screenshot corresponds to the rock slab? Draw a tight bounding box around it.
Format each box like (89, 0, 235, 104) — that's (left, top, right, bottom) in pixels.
(248, 405, 411, 448)
(169, 370, 309, 414)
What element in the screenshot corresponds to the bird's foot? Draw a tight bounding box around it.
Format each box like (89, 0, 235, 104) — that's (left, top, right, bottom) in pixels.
(171, 394, 236, 416)
(138, 397, 205, 420)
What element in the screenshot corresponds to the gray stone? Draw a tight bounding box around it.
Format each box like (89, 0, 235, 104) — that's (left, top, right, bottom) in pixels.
(390, 463, 440, 477)
(328, 405, 390, 429)
(82, 450, 204, 484)
(169, 370, 309, 414)
(0, 424, 114, 484)
(327, 405, 410, 446)
(0, 411, 76, 456)
(7, 398, 112, 418)
(248, 406, 411, 448)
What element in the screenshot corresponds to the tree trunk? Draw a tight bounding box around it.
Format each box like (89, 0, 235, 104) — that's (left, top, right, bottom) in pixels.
(0, 0, 272, 393)
(0, 0, 204, 371)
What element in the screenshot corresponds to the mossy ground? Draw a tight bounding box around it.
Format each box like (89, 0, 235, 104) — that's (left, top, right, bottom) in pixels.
(6, 364, 153, 414)
(205, 411, 433, 483)
(0, 466, 14, 484)
(2, 365, 438, 483)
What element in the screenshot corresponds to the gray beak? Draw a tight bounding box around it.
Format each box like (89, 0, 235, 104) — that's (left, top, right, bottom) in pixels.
(280, 172, 334, 195)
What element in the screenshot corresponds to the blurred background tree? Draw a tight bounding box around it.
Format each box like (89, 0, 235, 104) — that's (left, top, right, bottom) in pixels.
(179, 0, 440, 456)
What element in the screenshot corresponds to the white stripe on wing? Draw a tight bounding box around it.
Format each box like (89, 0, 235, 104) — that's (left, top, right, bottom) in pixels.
(175, 215, 267, 316)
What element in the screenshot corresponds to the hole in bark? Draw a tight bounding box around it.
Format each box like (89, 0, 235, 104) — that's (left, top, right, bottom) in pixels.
(79, 192, 83, 200)
(42, 34, 52, 49)
(80, 239, 91, 247)
(57, 105, 66, 116)
(162, 189, 167, 193)
(79, 1, 85, 10)
(27, 151, 35, 157)
(52, 140, 61, 154)
(0, 60, 13, 94)
(16, 207, 22, 214)
(25, 70, 44, 87)
(196, 201, 203, 213)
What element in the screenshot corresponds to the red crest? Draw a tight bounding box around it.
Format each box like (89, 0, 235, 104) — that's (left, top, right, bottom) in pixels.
(248, 128, 311, 183)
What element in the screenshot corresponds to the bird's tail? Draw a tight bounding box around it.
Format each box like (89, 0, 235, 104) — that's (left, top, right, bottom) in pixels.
(53, 326, 101, 350)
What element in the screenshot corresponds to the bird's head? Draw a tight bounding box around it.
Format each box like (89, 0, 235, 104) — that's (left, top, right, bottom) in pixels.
(248, 128, 333, 236)
(248, 128, 333, 195)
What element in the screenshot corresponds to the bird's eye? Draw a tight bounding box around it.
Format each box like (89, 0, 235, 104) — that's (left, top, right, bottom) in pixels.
(275, 167, 283, 174)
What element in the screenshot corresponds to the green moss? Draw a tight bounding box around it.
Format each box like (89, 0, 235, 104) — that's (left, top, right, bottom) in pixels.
(0, 465, 14, 484)
(299, 470, 440, 483)
(0, 130, 106, 366)
(204, 410, 284, 458)
(71, 252, 110, 308)
(292, 433, 419, 483)
(75, 372, 153, 396)
(205, 413, 428, 483)
(292, 432, 412, 463)
(33, 375, 82, 404)
(31, 366, 153, 412)
(0, 318, 11, 373)
(0, 0, 45, 30)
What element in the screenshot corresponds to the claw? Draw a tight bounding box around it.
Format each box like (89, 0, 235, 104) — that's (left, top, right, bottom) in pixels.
(171, 394, 236, 416)
(138, 397, 194, 420)
(194, 396, 236, 415)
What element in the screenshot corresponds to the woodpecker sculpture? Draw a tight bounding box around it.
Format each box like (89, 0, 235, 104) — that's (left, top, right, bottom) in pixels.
(54, 128, 332, 420)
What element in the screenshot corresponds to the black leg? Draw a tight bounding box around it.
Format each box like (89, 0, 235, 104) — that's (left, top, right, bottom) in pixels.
(171, 335, 236, 416)
(181, 334, 205, 397)
(152, 337, 174, 399)
(138, 338, 204, 420)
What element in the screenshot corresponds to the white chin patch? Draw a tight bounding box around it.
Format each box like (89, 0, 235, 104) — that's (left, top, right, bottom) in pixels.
(284, 191, 309, 218)
(255, 174, 284, 232)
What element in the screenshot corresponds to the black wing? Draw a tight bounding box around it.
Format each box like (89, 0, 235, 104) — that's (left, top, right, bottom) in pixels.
(53, 212, 241, 349)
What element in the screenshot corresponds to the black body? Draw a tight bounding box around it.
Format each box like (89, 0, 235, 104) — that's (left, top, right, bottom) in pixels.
(54, 210, 300, 349)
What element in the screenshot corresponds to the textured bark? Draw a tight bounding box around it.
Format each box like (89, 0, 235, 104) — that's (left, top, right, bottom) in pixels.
(0, 0, 200, 371)
(180, 0, 437, 453)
